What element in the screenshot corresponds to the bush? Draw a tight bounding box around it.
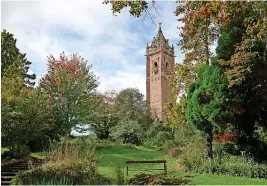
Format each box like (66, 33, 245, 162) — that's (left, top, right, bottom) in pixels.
(181, 151, 267, 178)
(113, 164, 124, 185)
(5, 145, 30, 159)
(178, 132, 267, 178)
(145, 121, 173, 147)
(11, 160, 111, 185)
(167, 148, 183, 158)
(30, 176, 74, 185)
(214, 142, 240, 157)
(11, 138, 111, 185)
(127, 173, 189, 185)
(111, 120, 143, 145)
(178, 134, 205, 170)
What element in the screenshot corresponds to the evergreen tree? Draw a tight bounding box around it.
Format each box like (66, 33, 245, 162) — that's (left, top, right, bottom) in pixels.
(1, 30, 36, 86)
(186, 59, 229, 159)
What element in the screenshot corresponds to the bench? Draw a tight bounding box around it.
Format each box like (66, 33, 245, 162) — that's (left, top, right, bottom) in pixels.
(125, 160, 167, 176)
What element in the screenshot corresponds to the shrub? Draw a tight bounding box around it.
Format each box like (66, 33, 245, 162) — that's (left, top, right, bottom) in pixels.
(110, 120, 143, 145)
(11, 138, 111, 185)
(167, 148, 183, 158)
(11, 160, 111, 185)
(179, 135, 205, 171)
(113, 164, 125, 185)
(214, 142, 240, 156)
(214, 132, 236, 143)
(127, 173, 189, 185)
(145, 121, 173, 147)
(31, 176, 74, 185)
(6, 145, 30, 159)
(181, 153, 267, 178)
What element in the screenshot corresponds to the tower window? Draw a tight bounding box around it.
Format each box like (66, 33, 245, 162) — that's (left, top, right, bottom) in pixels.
(154, 62, 158, 67)
(166, 62, 169, 71)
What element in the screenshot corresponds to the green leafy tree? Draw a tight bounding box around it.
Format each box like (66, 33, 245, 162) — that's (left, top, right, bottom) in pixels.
(186, 60, 229, 159)
(1, 42, 52, 156)
(90, 91, 119, 139)
(103, 0, 148, 18)
(1, 88, 54, 157)
(114, 88, 153, 129)
(1, 30, 36, 86)
(39, 52, 99, 137)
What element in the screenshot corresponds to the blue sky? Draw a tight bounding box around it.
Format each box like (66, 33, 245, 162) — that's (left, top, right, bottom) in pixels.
(2, 0, 184, 96)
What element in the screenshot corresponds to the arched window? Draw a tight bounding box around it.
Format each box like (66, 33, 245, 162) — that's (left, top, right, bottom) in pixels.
(165, 62, 169, 71)
(153, 61, 159, 74)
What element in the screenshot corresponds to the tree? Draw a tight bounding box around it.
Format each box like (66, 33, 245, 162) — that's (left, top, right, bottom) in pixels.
(165, 63, 195, 130)
(186, 59, 229, 159)
(213, 2, 267, 161)
(1, 30, 36, 86)
(90, 90, 119, 139)
(1, 87, 54, 157)
(103, 0, 148, 18)
(39, 52, 99, 137)
(114, 88, 152, 128)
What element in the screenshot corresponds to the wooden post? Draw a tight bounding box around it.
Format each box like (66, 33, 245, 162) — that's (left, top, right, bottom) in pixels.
(126, 163, 129, 176)
(164, 162, 167, 174)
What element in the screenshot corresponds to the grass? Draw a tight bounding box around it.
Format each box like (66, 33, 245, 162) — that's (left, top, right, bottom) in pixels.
(1, 147, 9, 153)
(97, 144, 267, 185)
(1, 147, 10, 163)
(6, 143, 267, 185)
(30, 152, 46, 159)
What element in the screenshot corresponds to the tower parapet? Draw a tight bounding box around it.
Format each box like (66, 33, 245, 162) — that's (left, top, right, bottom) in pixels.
(146, 23, 174, 57)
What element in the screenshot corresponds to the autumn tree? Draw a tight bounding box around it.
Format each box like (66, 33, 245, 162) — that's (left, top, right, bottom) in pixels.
(40, 52, 99, 137)
(1, 30, 36, 86)
(179, 1, 267, 161)
(215, 2, 267, 161)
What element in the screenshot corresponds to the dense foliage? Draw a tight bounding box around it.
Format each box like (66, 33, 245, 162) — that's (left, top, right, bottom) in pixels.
(110, 120, 143, 145)
(1, 29, 36, 86)
(186, 60, 229, 158)
(90, 91, 119, 139)
(11, 139, 111, 185)
(128, 173, 189, 185)
(40, 52, 99, 137)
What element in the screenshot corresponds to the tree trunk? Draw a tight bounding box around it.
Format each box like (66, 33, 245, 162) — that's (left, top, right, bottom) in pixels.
(204, 125, 213, 159)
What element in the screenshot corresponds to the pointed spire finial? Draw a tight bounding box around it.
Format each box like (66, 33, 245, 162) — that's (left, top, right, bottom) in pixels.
(159, 22, 162, 30)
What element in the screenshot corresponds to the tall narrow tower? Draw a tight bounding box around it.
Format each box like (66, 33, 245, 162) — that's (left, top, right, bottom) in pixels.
(146, 23, 175, 121)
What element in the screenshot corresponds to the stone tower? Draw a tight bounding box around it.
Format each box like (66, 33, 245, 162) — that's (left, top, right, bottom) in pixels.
(146, 23, 175, 121)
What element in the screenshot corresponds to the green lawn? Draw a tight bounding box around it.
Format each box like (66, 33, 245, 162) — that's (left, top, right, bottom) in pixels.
(97, 145, 267, 185)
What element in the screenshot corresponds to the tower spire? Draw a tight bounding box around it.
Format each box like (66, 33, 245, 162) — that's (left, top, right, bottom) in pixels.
(159, 22, 162, 30)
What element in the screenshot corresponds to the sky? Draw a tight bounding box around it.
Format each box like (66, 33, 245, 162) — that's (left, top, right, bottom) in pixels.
(1, 0, 184, 97)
